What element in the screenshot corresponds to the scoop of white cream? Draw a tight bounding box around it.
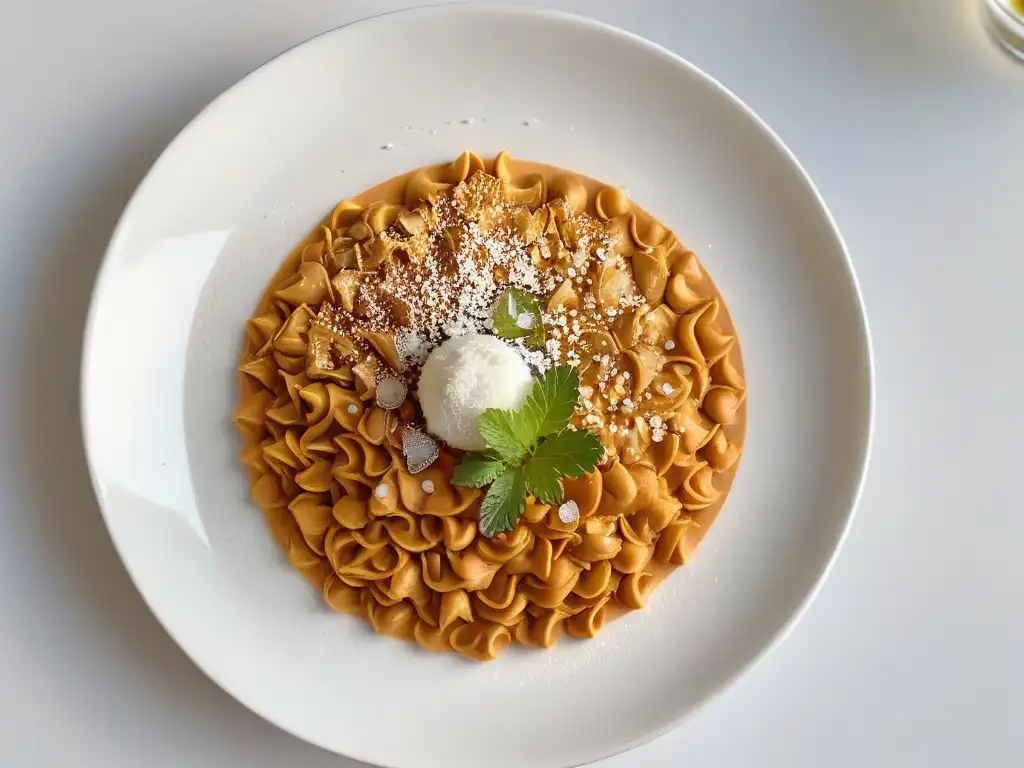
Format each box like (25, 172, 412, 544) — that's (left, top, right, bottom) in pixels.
(417, 334, 533, 451)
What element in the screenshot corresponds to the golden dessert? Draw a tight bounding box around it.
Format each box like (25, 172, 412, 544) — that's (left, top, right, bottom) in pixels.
(234, 152, 746, 661)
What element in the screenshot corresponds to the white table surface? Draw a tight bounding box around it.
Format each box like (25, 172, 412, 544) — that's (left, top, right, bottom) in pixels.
(2, 0, 1021, 765)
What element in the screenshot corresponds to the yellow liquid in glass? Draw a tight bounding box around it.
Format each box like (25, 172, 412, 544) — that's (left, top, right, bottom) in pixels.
(1014, 0, 1024, 15)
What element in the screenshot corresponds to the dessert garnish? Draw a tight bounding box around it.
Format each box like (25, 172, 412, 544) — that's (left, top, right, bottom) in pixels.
(491, 288, 545, 348)
(402, 426, 440, 474)
(375, 377, 408, 409)
(452, 365, 603, 537)
(557, 500, 580, 524)
(417, 334, 534, 452)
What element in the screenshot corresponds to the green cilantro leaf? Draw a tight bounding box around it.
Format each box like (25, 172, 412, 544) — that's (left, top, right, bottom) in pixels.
(453, 366, 602, 536)
(492, 288, 545, 348)
(522, 365, 581, 439)
(530, 427, 605, 478)
(479, 466, 528, 537)
(524, 429, 603, 505)
(477, 408, 532, 462)
(523, 459, 564, 505)
(452, 453, 507, 488)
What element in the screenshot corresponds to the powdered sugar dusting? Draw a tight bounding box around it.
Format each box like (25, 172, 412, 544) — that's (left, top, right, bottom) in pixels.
(396, 328, 429, 368)
(315, 172, 571, 374)
(310, 165, 663, 442)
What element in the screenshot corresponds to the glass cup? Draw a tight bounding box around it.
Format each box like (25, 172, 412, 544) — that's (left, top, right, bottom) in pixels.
(985, 0, 1024, 60)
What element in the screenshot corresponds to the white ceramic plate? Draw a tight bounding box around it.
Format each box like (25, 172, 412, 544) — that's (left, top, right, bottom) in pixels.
(81, 6, 873, 767)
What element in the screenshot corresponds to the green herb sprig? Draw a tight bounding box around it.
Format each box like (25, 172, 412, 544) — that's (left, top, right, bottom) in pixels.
(452, 365, 604, 537)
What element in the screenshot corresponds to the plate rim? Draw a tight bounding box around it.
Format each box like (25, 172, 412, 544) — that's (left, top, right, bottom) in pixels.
(79, 5, 875, 765)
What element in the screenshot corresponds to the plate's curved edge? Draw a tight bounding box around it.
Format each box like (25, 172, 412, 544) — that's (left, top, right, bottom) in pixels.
(77, 7, 436, 766)
(550, 9, 877, 766)
(79, 5, 876, 767)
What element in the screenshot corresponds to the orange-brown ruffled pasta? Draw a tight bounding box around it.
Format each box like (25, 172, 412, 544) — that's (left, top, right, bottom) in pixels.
(565, 596, 611, 639)
(235, 153, 745, 660)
